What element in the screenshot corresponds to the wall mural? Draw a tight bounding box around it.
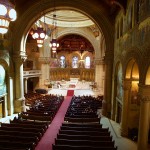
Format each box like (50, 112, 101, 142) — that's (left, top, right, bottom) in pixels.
(0, 65, 6, 95)
(117, 65, 123, 100)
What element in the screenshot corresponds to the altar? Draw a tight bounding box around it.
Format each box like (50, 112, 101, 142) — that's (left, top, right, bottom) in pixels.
(69, 78, 79, 88)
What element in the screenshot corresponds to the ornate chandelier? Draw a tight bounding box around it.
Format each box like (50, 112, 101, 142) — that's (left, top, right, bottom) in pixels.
(49, 34, 59, 53)
(49, 2, 59, 53)
(0, 0, 17, 34)
(32, 26, 46, 47)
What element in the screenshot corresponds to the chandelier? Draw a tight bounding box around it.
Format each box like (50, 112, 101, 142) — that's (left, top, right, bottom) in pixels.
(49, 2, 59, 53)
(49, 32, 59, 53)
(32, 26, 46, 47)
(30, 0, 46, 48)
(0, 0, 17, 34)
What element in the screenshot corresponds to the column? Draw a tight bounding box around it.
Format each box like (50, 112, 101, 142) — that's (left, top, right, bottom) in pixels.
(103, 51, 113, 117)
(137, 85, 150, 150)
(7, 76, 14, 116)
(95, 58, 105, 95)
(13, 56, 26, 112)
(24, 78, 28, 94)
(111, 75, 117, 121)
(121, 80, 131, 136)
(3, 94, 7, 117)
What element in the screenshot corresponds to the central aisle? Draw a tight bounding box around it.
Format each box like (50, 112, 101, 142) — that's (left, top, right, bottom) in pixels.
(35, 96, 72, 150)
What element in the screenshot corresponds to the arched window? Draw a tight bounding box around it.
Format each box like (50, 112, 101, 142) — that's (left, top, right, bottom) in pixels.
(72, 56, 78, 68)
(60, 56, 66, 68)
(85, 56, 91, 68)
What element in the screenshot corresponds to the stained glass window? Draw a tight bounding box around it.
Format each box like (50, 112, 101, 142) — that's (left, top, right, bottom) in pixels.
(60, 56, 66, 68)
(85, 56, 90, 68)
(72, 56, 78, 68)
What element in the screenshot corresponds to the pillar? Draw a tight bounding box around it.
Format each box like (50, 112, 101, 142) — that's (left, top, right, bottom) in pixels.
(103, 51, 113, 117)
(7, 76, 14, 115)
(137, 85, 150, 150)
(95, 58, 105, 95)
(111, 75, 117, 121)
(24, 78, 28, 94)
(13, 56, 26, 112)
(121, 79, 131, 136)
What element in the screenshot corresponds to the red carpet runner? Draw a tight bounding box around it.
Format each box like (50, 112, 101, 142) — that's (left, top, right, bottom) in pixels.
(67, 90, 74, 96)
(35, 96, 72, 150)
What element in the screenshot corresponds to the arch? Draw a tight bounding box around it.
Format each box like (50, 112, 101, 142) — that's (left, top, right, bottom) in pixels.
(122, 48, 142, 80)
(57, 27, 98, 52)
(125, 59, 139, 80)
(12, 0, 114, 57)
(123, 58, 140, 130)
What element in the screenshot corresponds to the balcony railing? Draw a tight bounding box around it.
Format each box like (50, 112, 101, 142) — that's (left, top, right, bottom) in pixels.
(23, 70, 41, 78)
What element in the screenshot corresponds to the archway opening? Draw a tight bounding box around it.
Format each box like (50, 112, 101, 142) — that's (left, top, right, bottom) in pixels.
(125, 58, 140, 140)
(24, 8, 106, 94)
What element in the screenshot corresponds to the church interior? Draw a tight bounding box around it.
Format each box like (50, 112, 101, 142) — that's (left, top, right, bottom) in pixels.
(0, 0, 150, 150)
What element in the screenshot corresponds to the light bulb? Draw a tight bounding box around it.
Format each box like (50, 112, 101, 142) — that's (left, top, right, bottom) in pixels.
(9, 9, 17, 21)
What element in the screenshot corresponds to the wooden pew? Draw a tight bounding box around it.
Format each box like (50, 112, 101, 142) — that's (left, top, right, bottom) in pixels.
(0, 141, 36, 150)
(52, 144, 118, 150)
(0, 135, 39, 145)
(62, 123, 102, 128)
(0, 130, 42, 139)
(55, 139, 115, 147)
(59, 129, 111, 136)
(1, 122, 48, 132)
(10, 118, 50, 126)
(57, 134, 113, 141)
(64, 117, 100, 123)
(65, 114, 98, 118)
(0, 126, 45, 135)
(60, 126, 109, 132)
(19, 113, 52, 122)
(0, 147, 27, 150)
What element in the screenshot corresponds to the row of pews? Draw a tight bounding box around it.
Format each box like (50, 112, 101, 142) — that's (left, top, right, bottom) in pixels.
(53, 95, 118, 150)
(0, 93, 64, 150)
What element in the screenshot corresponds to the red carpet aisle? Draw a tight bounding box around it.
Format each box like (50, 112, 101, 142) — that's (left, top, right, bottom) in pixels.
(35, 96, 72, 150)
(67, 90, 74, 96)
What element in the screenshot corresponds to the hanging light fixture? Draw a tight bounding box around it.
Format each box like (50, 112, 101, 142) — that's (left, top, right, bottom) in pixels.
(31, 0, 46, 47)
(32, 26, 46, 47)
(49, 1, 59, 53)
(0, 0, 17, 34)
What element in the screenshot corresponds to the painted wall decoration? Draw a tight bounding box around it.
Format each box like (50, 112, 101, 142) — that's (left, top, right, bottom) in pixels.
(0, 65, 6, 95)
(117, 65, 123, 100)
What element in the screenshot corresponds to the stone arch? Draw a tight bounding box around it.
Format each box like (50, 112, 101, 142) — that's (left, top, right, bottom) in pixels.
(57, 27, 99, 56)
(123, 58, 140, 131)
(122, 48, 142, 81)
(11, 0, 114, 57)
(10, 0, 114, 113)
